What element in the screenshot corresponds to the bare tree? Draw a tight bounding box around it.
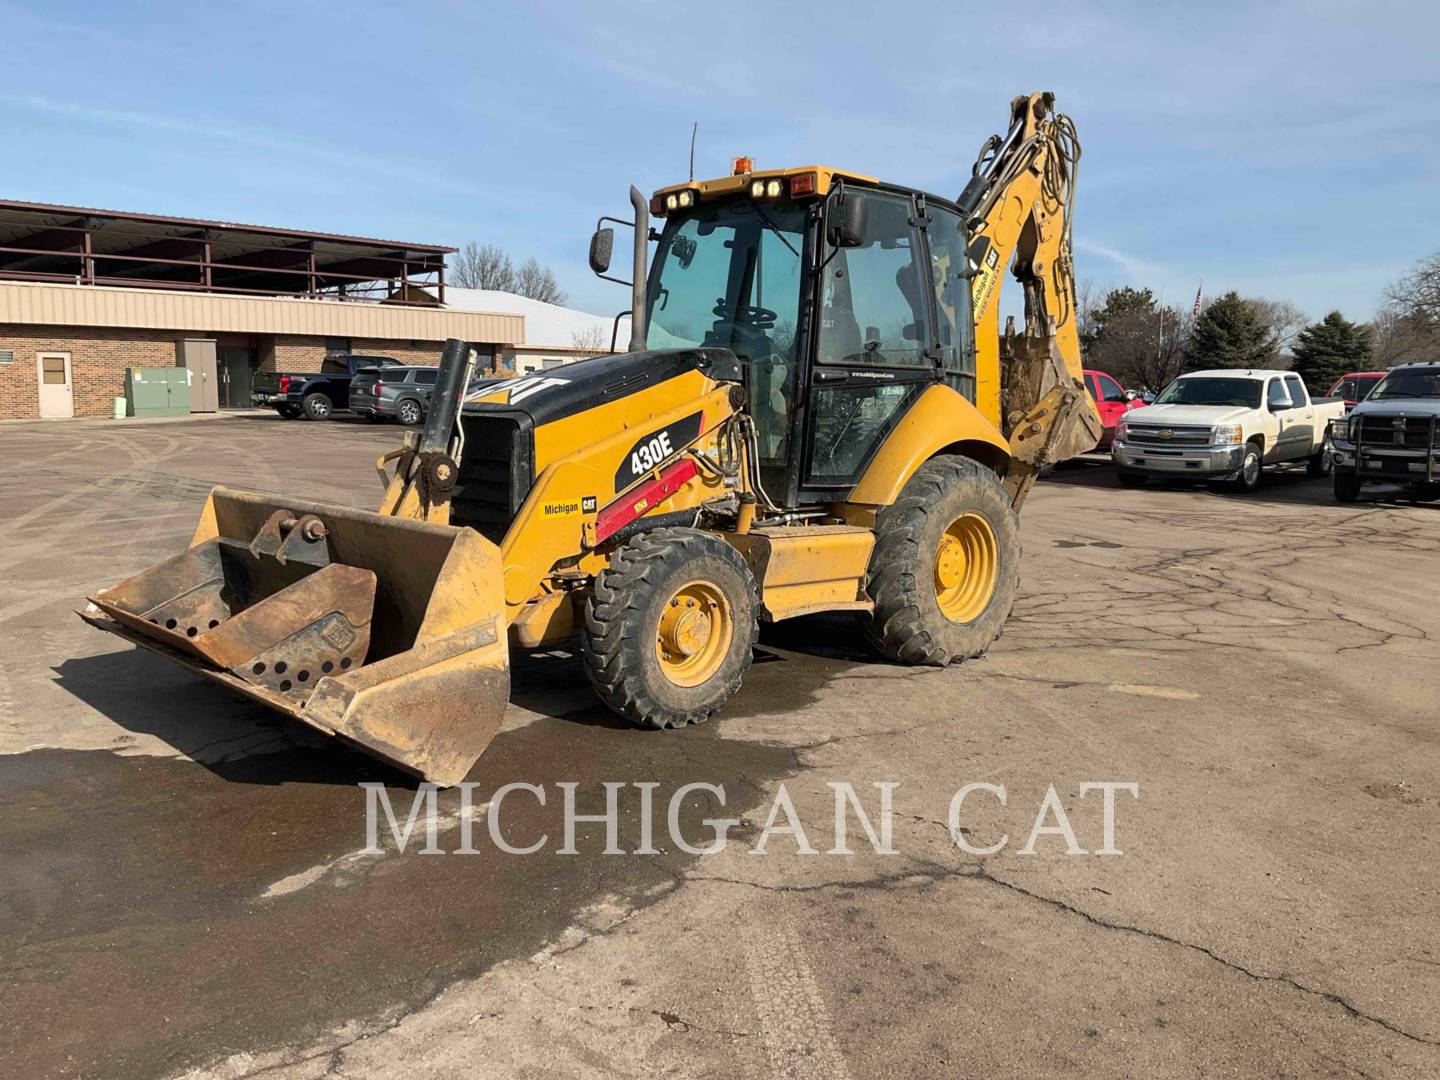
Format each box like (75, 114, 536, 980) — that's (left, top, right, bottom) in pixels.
(570, 325, 612, 353)
(1075, 278, 1105, 349)
(514, 257, 566, 305)
(1246, 297, 1307, 358)
(1379, 250, 1440, 365)
(451, 243, 516, 291)
(1370, 308, 1436, 368)
(1387, 250, 1440, 324)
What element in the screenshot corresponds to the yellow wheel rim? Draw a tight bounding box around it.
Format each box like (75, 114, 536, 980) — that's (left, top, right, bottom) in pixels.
(934, 513, 999, 623)
(656, 580, 732, 687)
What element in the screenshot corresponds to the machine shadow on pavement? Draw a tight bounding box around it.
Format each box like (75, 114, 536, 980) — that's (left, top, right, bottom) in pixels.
(52, 648, 415, 788)
(51, 627, 873, 789)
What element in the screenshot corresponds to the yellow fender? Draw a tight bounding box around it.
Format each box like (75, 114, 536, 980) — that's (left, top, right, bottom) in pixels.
(844, 384, 1010, 510)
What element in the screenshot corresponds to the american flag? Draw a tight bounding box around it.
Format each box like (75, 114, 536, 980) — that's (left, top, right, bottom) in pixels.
(1191, 285, 1204, 318)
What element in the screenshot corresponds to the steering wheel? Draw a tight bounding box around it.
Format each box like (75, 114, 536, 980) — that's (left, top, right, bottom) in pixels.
(713, 301, 778, 330)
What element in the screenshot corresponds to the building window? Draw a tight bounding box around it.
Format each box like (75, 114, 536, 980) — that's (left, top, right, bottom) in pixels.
(324, 337, 352, 356)
(0, 349, 13, 364)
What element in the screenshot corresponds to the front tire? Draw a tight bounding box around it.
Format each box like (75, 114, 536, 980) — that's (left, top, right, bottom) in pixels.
(1307, 436, 1334, 478)
(302, 392, 333, 421)
(865, 455, 1020, 666)
(1334, 468, 1362, 503)
(1230, 443, 1263, 493)
(581, 528, 759, 729)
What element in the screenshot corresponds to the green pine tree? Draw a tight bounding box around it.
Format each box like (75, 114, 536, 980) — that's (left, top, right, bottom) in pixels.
(1290, 311, 1372, 393)
(1186, 292, 1276, 370)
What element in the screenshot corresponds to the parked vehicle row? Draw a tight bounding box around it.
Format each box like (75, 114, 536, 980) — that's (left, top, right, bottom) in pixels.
(1111, 369, 1344, 492)
(252, 353, 510, 426)
(253, 354, 404, 421)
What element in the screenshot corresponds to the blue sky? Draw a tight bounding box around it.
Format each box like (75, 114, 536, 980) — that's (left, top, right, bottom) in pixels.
(3, 0, 1437, 320)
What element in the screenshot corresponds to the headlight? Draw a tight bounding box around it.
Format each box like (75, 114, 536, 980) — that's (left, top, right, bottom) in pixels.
(1328, 417, 1351, 441)
(677, 189, 694, 208)
(1114, 420, 1128, 442)
(765, 178, 783, 198)
(1213, 423, 1244, 444)
(749, 179, 765, 199)
(665, 193, 678, 212)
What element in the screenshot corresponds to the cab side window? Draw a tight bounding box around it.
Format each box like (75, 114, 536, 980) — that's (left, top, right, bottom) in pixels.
(817, 193, 928, 368)
(1095, 374, 1126, 402)
(1284, 374, 1306, 406)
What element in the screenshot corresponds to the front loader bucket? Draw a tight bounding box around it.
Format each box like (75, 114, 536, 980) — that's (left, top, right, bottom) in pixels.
(80, 486, 510, 786)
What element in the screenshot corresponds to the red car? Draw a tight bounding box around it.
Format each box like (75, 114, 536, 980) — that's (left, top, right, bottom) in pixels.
(1084, 369, 1144, 449)
(1326, 371, 1384, 410)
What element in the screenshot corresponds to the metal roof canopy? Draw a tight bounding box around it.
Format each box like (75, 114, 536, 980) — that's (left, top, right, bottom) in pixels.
(0, 199, 455, 306)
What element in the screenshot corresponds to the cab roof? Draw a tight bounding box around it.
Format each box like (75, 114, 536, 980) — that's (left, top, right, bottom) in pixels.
(652, 164, 962, 216)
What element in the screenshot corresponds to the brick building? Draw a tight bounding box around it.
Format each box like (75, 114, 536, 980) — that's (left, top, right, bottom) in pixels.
(0, 200, 523, 420)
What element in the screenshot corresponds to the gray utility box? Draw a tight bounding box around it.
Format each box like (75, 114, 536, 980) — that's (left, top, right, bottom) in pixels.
(125, 367, 191, 417)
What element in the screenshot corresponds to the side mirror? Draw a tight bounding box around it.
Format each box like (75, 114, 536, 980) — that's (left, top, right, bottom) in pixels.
(588, 227, 615, 275)
(826, 191, 868, 248)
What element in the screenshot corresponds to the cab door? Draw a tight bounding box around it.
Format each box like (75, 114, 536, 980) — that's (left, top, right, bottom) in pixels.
(1281, 373, 1315, 458)
(798, 190, 937, 500)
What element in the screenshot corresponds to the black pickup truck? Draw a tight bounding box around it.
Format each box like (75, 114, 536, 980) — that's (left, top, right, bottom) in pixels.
(252, 354, 402, 420)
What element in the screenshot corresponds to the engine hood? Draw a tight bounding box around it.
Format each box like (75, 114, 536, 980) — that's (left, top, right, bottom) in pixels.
(1350, 398, 1440, 420)
(462, 347, 741, 426)
(1123, 403, 1251, 427)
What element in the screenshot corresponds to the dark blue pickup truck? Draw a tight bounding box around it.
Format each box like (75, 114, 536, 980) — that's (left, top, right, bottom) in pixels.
(251, 354, 401, 420)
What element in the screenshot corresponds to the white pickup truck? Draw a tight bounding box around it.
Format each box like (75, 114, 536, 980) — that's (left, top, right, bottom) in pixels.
(1111, 369, 1345, 492)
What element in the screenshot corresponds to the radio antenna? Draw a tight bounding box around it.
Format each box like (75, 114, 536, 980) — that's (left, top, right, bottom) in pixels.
(689, 122, 698, 181)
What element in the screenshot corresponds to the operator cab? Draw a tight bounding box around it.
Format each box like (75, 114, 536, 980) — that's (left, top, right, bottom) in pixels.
(605, 166, 978, 509)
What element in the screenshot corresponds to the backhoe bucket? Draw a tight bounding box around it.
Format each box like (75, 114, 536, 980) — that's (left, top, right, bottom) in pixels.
(80, 486, 510, 785)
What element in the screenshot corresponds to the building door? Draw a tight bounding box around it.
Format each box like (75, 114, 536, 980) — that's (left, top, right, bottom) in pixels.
(217, 346, 254, 409)
(37, 352, 75, 419)
(180, 339, 220, 412)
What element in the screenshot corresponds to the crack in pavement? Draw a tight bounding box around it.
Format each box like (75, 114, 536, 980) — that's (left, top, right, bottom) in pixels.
(686, 859, 1440, 1051)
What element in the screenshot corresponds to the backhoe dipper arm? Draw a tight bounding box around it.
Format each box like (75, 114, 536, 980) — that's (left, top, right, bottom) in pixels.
(957, 92, 1101, 507)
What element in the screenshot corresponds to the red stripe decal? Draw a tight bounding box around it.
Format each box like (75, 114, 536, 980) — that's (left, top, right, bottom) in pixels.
(595, 458, 699, 544)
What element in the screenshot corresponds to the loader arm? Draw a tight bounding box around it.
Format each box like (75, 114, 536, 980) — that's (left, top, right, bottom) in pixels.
(957, 91, 1103, 506)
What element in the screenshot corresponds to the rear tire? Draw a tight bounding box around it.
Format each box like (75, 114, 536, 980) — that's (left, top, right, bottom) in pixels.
(1307, 436, 1334, 478)
(865, 455, 1020, 666)
(581, 528, 759, 729)
(1334, 468, 1362, 503)
(302, 392, 333, 421)
(276, 404, 301, 420)
(1230, 443, 1263, 493)
(1116, 471, 1147, 488)
(397, 398, 423, 426)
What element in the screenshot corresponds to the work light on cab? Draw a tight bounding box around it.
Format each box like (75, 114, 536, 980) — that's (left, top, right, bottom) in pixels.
(650, 188, 695, 216)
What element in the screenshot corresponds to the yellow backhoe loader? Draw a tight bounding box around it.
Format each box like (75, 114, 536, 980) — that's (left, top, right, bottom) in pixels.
(80, 92, 1101, 785)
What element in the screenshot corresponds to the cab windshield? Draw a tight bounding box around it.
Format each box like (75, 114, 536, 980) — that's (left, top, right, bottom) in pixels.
(1155, 377, 1262, 409)
(645, 199, 804, 360)
(1369, 367, 1440, 399)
